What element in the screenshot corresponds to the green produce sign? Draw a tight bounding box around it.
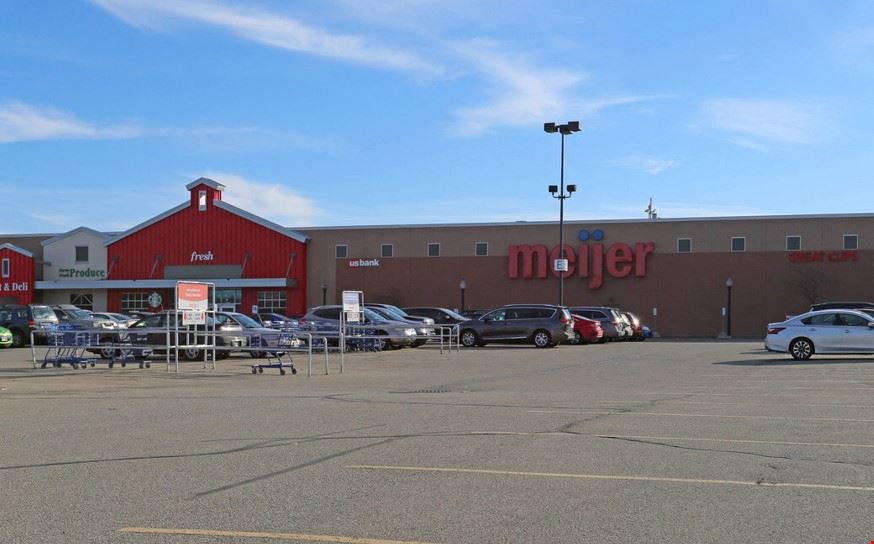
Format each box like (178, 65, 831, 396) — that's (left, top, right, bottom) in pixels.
(59, 268, 106, 279)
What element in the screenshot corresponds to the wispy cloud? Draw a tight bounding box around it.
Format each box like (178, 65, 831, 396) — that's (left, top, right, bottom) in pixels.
(615, 155, 679, 175)
(607, 202, 766, 219)
(0, 102, 142, 143)
(27, 212, 84, 227)
(701, 98, 827, 147)
(449, 40, 658, 136)
(89, 0, 442, 75)
(202, 172, 322, 226)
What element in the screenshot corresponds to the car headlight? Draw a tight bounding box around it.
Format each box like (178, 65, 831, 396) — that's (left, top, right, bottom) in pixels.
(404, 328, 417, 336)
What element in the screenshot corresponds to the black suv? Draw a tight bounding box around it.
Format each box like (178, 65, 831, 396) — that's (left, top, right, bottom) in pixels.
(0, 304, 59, 347)
(458, 304, 574, 348)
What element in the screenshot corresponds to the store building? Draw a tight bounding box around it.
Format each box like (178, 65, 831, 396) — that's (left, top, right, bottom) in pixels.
(2, 177, 872, 337)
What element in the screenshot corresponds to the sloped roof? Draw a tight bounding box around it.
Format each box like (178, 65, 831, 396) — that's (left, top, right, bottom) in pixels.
(105, 202, 189, 246)
(185, 177, 226, 192)
(0, 243, 34, 258)
(41, 226, 114, 247)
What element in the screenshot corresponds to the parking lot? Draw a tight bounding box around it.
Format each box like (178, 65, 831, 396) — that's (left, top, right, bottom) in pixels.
(2, 341, 873, 543)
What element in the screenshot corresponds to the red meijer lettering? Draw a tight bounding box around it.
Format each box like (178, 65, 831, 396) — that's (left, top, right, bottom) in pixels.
(508, 242, 654, 289)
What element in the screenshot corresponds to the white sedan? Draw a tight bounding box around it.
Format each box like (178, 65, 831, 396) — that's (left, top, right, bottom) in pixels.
(765, 309, 874, 360)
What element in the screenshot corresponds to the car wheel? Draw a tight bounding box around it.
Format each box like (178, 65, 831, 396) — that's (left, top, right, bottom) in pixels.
(250, 351, 265, 358)
(183, 348, 202, 361)
(789, 338, 814, 360)
(99, 347, 116, 359)
(460, 329, 479, 348)
(533, 330, 552, 348)
(11, 329, 25, 348)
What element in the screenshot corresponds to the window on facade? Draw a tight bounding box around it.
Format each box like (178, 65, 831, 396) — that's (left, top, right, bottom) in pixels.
(475, 242, 488, 256)
(335, 245, 348, 259)
(381, 244, 393, 258)
(786, 236, 801, 251)
(1, 258, 8, 278)
(121, 292, 151, 312)
(677, 238, 692, 253)
(843, 234, 858, 250)
(216, 288, 242, 312)
(70, 293, 93, 311)
(75, 246, 89, 263)
(198, 190, 207, 211)
(427, 243, 440, 257)
(257, 291, 287, 314)
(731, 237, 746, 252)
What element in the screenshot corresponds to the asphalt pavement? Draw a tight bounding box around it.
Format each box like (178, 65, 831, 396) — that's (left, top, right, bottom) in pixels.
(1, 340, 873, 543)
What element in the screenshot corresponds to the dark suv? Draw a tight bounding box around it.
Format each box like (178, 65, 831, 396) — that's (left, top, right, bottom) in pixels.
(458, 304, 574, 348)
(0, 304, 59, 347)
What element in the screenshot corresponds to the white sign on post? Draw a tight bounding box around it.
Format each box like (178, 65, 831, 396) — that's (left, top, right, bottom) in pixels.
(554, 258, 569, 272)
(177, 282, 210, 325)
(342, 290, 362, 323)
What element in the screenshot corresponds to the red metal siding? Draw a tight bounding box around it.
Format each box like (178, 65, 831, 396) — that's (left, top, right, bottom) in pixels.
(106, 197, 307, 316)
(0, 248, 34, 304)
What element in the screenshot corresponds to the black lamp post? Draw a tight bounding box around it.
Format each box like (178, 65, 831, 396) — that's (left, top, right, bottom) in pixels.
(459, 279, 466, 312)
(725, 277, 733, 338)
(321, 282, 327, 305)
(545, 121, 581, 306)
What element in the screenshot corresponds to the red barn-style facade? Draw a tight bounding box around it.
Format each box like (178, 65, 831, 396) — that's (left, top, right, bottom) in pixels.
(0, 243, 35, 305)
(104, 178, 309, 316)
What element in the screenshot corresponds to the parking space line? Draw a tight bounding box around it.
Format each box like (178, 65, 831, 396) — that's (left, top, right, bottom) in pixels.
(528, 409, 874, 423)
(118, 527, 437, 544)
(345, 465, 874, 492)
(466, 431, 874, 449)
(661, 400, 874, 409)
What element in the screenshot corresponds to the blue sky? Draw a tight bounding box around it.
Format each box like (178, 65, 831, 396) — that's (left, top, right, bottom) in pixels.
(2, 0, 874, 233)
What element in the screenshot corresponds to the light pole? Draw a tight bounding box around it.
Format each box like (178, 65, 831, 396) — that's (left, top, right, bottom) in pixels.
(321, 282, 327, 305)
(725, 277, 734, 338)
(545, 121, 581, 306)
(459, 279, 467, 312)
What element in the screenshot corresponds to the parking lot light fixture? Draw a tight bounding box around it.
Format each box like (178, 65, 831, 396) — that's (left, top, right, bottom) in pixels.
(459, 280, 467, 311)
(544, 121, 582, 306)
(725, 277, 734, 338)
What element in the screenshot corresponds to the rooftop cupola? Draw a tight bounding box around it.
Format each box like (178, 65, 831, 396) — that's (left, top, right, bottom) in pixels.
(186, 177, 226, 211)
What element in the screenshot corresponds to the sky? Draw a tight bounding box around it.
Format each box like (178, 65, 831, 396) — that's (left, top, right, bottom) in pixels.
(2, 0, 874, 234)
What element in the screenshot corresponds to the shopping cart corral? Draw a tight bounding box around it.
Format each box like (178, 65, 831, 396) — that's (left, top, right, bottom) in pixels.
(31, 325, 98, 369)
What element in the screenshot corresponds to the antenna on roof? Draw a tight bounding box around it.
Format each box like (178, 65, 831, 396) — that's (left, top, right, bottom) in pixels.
(645, 197, 657, 220)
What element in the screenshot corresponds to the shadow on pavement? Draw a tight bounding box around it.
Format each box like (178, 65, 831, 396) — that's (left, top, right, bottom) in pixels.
(715, 357, 874, 366)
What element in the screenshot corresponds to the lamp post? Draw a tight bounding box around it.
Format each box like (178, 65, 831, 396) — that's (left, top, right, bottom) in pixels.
(725, 277, 734, 338)
(459, 279, 467, 312)
(321, 282, 327, 305)
(545, 121, 581, 306)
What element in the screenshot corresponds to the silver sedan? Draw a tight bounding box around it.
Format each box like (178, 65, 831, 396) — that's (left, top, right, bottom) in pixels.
(765, 309, 874, 360)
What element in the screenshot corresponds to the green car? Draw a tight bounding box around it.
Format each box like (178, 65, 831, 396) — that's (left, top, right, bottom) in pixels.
(0, 326, 12, 348)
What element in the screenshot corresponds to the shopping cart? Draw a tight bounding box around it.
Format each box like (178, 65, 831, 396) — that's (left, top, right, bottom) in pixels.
(249, 329, 298, 375)
(40, 325, 97, 369)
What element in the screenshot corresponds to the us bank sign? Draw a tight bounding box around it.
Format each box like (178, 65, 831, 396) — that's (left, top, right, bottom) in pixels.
(508, 229, 655, 289)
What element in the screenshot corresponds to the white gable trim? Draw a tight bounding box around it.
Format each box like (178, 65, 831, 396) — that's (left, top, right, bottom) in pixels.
(0, 243, 34, 258)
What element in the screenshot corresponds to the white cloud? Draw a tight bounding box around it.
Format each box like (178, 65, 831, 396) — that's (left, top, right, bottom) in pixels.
(616, 156, 679, 175)
(89, 0, 442, 75)
(202, 172, 322, 226)
(0, 102, 142, 143)
(702, 98, 827, 146)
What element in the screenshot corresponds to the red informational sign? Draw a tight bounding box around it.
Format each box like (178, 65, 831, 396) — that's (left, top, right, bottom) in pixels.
(788, 250, 858, 263)
(177, 282, 209, 311)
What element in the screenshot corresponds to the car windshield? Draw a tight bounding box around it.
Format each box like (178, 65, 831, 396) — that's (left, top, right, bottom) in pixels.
(68, 308, 92, 319)
(385, 305, 408, 317)
(363, 308, 388, 323)
(31, 306, 55, 319)
(378, 306, 407, 320)
(230, 314, 262, 328)
(442, 309, 466, 320)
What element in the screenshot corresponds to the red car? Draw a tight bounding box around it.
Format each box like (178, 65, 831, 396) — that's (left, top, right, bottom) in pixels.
(571, 314, 604, 344)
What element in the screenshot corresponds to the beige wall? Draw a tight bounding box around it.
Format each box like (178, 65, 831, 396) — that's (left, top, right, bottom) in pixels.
(42, 230, 108, 281)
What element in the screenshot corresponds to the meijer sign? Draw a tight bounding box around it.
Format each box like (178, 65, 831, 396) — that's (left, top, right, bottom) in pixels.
(508, 242, 655, 289)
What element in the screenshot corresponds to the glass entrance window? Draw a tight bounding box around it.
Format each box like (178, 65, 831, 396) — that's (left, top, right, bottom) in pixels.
(70, 293, 93, 310)
(257, 291, 287, 313)
(215, 288, 242, 312)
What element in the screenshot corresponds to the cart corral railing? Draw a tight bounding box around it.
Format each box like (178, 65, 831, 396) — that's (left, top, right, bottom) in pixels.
(28, 321, 460, 376)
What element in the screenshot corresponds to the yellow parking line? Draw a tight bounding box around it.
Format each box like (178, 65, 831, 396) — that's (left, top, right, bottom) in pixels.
(595, 434, 874, 449)
(346, 465, 874, 493)
(528, 409, 874, 423)
(118, 527, 437, 544)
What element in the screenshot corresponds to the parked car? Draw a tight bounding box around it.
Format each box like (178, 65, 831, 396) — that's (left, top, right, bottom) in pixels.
(216, 311, 303, 357)
(50, 305, 117, 330)
(250, 312, 297, 329)
(0, 304, 59, 347)
(765, 309, 874, 360)
(810, 301, 874, 312)
(402, 307, 467, 328)
(0, 325, 12, 348)
(570, 307, 628, 341)
(461, 309, 490, 319)
(299, 305, 418, 349)
(458, 304, 574, 348)
(364, 304, 435, 347)
(89, 311, 138, 328)
(571, 314, 604, 344)
(622, 311, 646, 341)
(119, 311, 247, 360)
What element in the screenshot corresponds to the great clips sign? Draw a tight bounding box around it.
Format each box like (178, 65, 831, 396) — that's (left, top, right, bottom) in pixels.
(508, 229, 654, 289)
